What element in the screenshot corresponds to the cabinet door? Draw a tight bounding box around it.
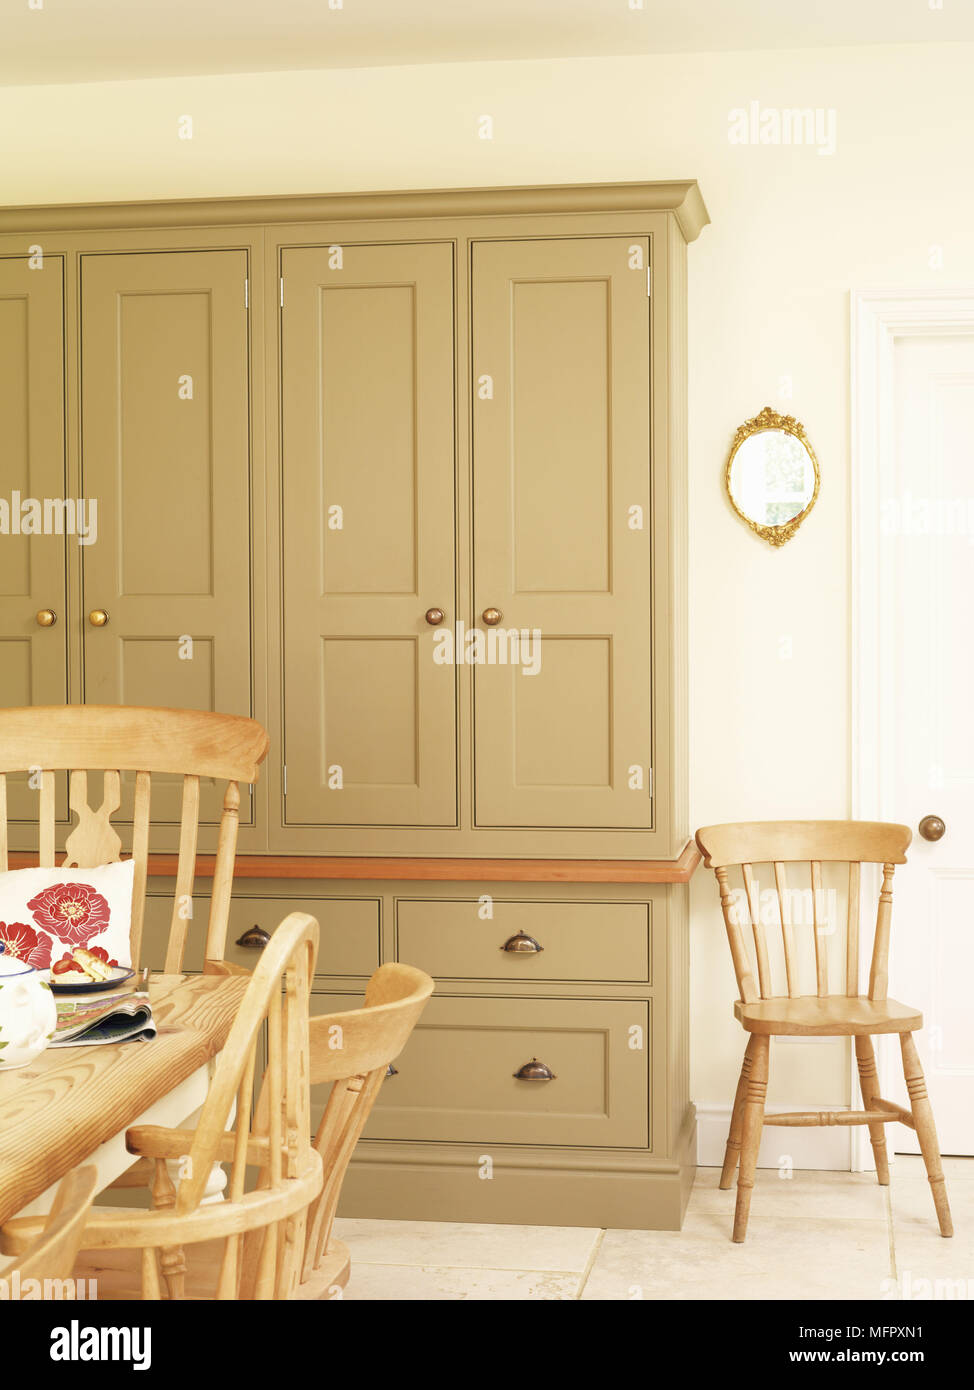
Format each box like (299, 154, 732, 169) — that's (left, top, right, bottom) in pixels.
(80, 250, 252, 821)
(0, 256, 68, 821)
(472, 237, 653, 828)
(281, 243, 457, 827)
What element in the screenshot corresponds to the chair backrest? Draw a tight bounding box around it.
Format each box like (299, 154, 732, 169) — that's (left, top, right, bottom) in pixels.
(169, 910, 320, 1300)
(300, 962, 434, 1283)
(695, 820, 912, 1003)
(0, 705, 269, 971)
(7, 1165, 98, 1284)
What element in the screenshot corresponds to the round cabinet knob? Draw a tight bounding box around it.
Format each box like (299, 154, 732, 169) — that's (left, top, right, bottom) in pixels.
(918, 815, 946, 842)
(513, 1058, 556, 1082)
(88, 609, 109, 628)
(425, 607, 445, 626)
(500, 931, 544, 954)
(235, 925, 270, 949)
(482, 607, 503, 627)
(35, 609, 57, 627)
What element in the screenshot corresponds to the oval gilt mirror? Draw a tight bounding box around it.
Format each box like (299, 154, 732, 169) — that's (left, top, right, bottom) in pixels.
(724, 406, 820, 547)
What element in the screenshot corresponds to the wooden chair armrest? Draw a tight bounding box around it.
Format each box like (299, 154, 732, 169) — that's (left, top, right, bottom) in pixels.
(126, 1124, 270, 1166)
(2, 1203, 121, 1257)
(202, 958, 252, 978)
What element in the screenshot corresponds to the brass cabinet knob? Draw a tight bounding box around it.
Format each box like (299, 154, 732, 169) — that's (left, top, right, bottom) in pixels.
(918, 815, 946, 842)
(513, 1058, 556, 1081)
(500, 931, 544, 954)
(482, 607, 503, 627)
(235, 925, 271, 949)
(35, 609, 57, 627)
(88, 609, 109, 627)
(425, 607, 445, 626)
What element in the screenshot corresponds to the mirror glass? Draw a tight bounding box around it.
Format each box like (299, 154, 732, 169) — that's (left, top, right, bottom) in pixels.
(724, 408, 820, 546)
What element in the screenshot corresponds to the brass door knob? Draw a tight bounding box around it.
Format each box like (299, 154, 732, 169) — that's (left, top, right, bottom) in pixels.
(918, 815, 946, 842)
(513, 1058, 556, 1081)
(425, 607, 445, 626)
(500, 931, 544, 954)
(88, 609, 109, 627)
(235, 925, 270, 949)
(35, 609, 57, 627)
(482, 607, 503, 626)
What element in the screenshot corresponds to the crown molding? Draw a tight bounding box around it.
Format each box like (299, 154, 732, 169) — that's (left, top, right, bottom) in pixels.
(0, 179, 710, 241)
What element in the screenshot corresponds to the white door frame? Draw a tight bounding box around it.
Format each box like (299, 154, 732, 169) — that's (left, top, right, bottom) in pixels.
(850, 287, 974, 1169)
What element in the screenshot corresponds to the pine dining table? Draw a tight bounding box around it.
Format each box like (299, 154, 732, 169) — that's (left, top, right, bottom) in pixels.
(0, 971, 248, 1227)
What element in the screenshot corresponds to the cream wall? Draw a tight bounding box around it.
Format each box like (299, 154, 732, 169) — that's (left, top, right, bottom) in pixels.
(5, 43, 973, 1149)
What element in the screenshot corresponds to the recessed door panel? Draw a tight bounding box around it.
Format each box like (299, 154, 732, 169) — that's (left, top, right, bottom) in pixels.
(0, 256, 68, 823)
(80, 249, 252, 824)
(281, 242, 456, 827)
(512, 636, 611, 788)
(472, 237, 652, 828)
(512, 278, 611, 594)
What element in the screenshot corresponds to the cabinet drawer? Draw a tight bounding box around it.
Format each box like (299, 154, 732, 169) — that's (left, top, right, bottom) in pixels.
(313, 993, 649, 1148)
(141, 891, 380, 978)
(396, 898, 650, 983)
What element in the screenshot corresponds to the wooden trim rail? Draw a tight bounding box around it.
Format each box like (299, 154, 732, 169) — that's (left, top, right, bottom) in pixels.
(6, 841, 701, 884)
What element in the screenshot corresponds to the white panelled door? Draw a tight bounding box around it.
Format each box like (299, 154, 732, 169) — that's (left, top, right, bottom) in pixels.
(886, 329, 974, 1155)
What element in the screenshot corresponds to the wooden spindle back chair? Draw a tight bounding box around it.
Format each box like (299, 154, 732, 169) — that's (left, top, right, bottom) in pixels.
(695, 820, 952, 1243)
(2, 911, 322, 1300)
(0, 705, 269, 971)
(4, 1166, 98, 1286)
(293, 962, 434, 1298)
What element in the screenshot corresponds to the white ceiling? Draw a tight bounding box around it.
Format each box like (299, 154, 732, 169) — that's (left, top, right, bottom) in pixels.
(2, 0, 972, 86)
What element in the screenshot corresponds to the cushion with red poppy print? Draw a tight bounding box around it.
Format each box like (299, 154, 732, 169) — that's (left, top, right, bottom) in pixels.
(0, 861, 135, 973)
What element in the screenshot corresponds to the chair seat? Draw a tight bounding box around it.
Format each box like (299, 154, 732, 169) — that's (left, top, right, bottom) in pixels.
(735, 994, 922, 1036)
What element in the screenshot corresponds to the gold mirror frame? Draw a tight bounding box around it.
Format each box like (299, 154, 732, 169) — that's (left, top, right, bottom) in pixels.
(724, 406, 820, 547)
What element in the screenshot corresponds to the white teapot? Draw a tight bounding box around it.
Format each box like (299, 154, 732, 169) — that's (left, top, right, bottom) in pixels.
(0, 953, 57, 1070)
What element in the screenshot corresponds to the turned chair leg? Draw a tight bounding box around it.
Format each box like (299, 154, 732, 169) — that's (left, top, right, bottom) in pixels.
(900, 1032, 953, 1238)
(721, 1036, 757, 1189)
(855, 1035, 890, 1186)
(733, 1033, 769, 1243)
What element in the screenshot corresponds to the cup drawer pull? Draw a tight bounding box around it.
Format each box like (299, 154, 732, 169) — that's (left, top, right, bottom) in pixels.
(513, 1058, 556, 1081)
(236, 925, 270, 949)
(500, 931, 544, 954)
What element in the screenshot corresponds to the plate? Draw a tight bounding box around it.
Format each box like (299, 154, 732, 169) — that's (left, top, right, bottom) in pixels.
(48, 965, 136, 995)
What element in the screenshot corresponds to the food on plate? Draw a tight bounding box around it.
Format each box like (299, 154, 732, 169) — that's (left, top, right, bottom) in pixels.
(51, 944, 119, 982)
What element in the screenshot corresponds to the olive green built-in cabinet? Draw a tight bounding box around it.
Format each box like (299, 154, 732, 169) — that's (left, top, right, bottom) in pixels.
(271, 196, 697, 860)
(0, 245, 256, 838)
(140, 872, 692, 1229)
(0, 183, 707, 1227)
(0, 256, 68, 822)
(279, 242, 457, 828)
(278, 233, 655, 838)
(80, 250, 252, 719)
(472, 238, 653, 830)
(0, 256, 67, 711)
